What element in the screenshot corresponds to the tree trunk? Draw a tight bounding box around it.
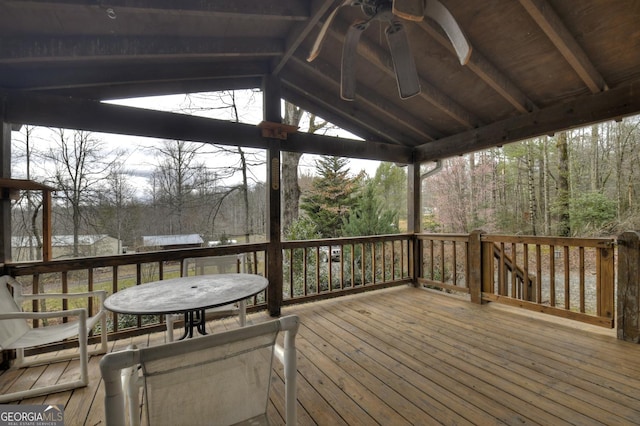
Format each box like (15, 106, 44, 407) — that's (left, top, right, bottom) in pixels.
(469, 153, 479, 228)
(239, 147, 251, 243)
(526, 140, 537, 235)
(281, 102, 303, 236)
(590, 124, 599, 191)
(542, 137, 551, 234)
(557, 132, 571, 236)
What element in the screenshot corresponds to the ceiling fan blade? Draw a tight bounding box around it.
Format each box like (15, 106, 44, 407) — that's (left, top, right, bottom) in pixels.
(385, 22, 421, 99)
(308, 0, 352, 62)
(392, 0, 424, 22)
(341, 21, 368, 101)
(425, 0, 472, 65)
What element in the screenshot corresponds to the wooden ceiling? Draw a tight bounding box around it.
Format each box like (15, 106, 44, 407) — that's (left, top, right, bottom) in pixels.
(1, 0, 639, 164)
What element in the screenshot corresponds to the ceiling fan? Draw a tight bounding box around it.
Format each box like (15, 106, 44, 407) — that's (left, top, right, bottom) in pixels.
(307, 0, 471, 101)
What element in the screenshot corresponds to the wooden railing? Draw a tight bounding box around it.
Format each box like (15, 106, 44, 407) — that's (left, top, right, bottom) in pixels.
(281, 234, 414, 305)
(0, 229, 620, 359)
(2, 234, 413, 348)
(4, 244, 268, 343)
(416, 232, 616, 327)
(416, 233, 470, 294)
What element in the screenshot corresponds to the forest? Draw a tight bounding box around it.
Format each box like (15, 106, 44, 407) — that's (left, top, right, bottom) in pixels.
(426, 116, 640, 237)
(8, 91, 640, 261)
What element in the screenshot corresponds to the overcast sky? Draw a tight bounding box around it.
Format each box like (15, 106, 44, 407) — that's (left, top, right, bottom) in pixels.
(11, 91, 381, 198)
(108, 91, 381, 178)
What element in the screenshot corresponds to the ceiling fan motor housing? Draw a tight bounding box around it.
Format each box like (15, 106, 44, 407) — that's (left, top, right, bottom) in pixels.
(359, 0, 393, 19)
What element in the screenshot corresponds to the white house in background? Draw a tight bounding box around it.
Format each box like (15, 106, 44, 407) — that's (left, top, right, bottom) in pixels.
(140, 234, 204, 251)
(12, 234, 120, 261)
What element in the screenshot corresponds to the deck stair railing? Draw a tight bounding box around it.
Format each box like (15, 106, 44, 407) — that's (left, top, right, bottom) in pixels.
(418, 231, 616, 328)
(491, 243, 534, 301)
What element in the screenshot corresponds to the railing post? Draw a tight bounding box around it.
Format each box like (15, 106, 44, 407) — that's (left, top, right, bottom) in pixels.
(263, 75, 283, 317)
(407, 163, 421, 287)
(617, 231, 640, 342)
(469, 229, 484, 304)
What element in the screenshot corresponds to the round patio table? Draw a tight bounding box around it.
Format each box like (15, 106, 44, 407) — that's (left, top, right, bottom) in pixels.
(104, 273, 268, 338)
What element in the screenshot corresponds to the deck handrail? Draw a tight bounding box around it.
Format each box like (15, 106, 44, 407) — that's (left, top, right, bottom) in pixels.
(2, 230, 636, 356)
(417, 231, 616, 328)
(2, 234, 413, 350)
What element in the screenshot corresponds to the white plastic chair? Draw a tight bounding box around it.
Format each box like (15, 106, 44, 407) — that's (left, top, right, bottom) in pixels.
(0, 275, 108, 403)
(165, 255, 248, 341)
(101, 315, 299, 426)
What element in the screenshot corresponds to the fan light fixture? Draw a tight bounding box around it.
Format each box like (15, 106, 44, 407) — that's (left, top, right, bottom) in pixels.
(307, 0, 471, 101)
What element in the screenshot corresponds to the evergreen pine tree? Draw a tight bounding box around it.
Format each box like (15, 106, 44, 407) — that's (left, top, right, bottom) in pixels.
(342, 181, 398, 236)
(300, 156, 360, 238)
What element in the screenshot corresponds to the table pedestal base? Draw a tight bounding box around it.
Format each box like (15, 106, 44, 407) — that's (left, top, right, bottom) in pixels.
(179, 309, 208, 340)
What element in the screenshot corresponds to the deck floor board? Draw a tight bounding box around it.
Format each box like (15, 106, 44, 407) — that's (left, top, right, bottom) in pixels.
(1, 286, 640, 425)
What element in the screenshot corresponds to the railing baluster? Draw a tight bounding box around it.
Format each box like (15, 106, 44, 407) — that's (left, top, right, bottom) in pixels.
(303, 247, 308, 296)
(511, 243, 517, 298)
(549, 245, 556, 307)
(339, 244, 344, 290)
(499, 242, 506, 296)
(564, 246, 570, 310)
(429, 239, 434, 281)
(596, 247, 602, 317)
(452, 241, 457, 286)
(288, 249, 294, 297)
(536, 245, 542, 304)
(579, 247, 585, 313)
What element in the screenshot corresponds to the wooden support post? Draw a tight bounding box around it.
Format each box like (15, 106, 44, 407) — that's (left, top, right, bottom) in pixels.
(0, 120, 11, 264)
(468, 229, 484, 304)
(0, 119, 11, 368)
(42, 190, 52, 261)
(263, 75, 283, 317)
(407, 163, 421, 286)
(617, 231, 640, 342)
(598, 243, 615, 321)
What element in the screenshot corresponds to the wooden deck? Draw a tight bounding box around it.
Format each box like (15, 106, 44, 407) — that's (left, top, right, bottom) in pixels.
(2, 285, 640, 425)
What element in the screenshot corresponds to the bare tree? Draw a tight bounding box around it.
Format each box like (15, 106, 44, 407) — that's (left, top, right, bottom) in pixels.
(151, 140, 203, 234)
(12, 125, 44, 260)
(178, 91, 264, 242)
(46, 129, 121, 257)
(99, 162, 137, 252)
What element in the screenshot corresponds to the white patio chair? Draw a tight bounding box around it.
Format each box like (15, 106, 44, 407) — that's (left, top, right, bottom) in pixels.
(165, 254, 248, 341)
(0, 275, 108, 403)
(101, 314, 299, 426)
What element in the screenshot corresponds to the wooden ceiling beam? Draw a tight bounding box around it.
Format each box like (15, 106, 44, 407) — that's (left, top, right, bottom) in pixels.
(272, 0, 337, 75)
(0, 61, 269, 92)
(518, 0, 608, 93)
(417, 20, 537, 113)
(1, 91, 411, 164)
(0, 36, 282, 63)
(415, 81, 640, 161)
(281, 72, 417, 146)
(281, 87, 381, 143)
(7, 0, 308, 20)
(284, 121, 413, 164)
(45, 77, 264, 101)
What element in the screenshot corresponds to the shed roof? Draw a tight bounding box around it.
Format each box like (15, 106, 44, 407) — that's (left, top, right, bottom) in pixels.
(13, 235, 112, 247)
(142, 234, 204, 247)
